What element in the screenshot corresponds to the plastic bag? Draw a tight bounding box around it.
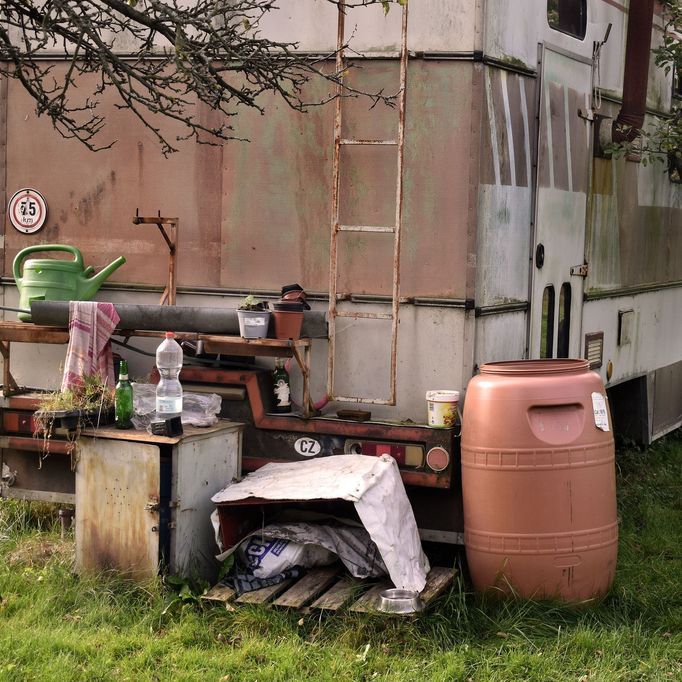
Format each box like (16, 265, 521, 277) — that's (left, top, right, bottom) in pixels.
(236, 535, 337, 579)
(131, 382, 222, 429)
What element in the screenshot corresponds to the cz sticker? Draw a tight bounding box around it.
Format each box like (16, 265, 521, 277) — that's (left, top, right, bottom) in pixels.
(294, 437, 321, 457)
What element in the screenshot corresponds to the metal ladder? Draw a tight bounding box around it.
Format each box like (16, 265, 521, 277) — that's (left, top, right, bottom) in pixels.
(327, 0, 408, 406)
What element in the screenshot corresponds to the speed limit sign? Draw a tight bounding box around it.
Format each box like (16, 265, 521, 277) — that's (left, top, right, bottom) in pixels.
(8, 188, 48, 234)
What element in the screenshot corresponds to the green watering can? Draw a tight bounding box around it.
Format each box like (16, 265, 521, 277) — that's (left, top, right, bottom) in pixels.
(13, 244, 126, 322)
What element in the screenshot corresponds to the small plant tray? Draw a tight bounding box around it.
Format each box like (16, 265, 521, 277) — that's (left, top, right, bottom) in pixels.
(34, 406, 115, 431)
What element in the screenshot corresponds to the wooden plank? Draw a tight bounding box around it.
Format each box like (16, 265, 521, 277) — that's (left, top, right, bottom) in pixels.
(235, 578, 295, 605)
(202, 584, 237, 610)
(349, 581, 392, 614)
(272, 567, 339, 609)
(79, 421, 242, 444)
(308, 577, 360, 612)
(201, 338, 303, 358)
(420, 567, 456, 606)
(0, 323, 69, 344)
(0, 488, 75, 504)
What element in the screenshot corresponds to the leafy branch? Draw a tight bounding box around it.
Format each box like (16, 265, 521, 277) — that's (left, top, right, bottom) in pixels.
(607, 0, 681, 178)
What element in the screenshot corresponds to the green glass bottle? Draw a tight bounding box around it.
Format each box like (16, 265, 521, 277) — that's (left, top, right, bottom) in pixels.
(115, 359, 134, 429)
(272, 359, 291, 413)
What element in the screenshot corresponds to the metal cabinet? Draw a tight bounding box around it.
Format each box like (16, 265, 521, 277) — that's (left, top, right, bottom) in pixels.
(75, 421, 242, 581)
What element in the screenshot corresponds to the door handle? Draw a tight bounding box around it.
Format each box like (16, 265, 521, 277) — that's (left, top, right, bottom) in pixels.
(535, 243, 545, 269)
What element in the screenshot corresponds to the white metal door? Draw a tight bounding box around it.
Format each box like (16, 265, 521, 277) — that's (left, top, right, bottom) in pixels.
(530, 46, 593, 359)
(170, 425, 242, 580)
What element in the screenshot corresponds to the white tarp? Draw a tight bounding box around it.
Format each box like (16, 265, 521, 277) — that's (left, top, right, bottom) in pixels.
(211, 454, 430, 592)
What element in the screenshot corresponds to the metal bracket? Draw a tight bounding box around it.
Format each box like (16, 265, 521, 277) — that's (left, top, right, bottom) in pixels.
(133, 209, 179, 305)
(144, 499, 160, 513)
(570, 263, 589, 277)
(578, 108, 594, 122)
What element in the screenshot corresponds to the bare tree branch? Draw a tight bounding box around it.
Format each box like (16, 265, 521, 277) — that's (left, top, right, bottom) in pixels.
(0, 0, 401, 155)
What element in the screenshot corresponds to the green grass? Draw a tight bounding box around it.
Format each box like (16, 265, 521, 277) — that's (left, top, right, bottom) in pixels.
(1, 432, 681, 681)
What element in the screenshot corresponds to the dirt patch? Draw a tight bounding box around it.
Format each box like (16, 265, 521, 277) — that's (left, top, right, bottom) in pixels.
(7, 537, 74, 568)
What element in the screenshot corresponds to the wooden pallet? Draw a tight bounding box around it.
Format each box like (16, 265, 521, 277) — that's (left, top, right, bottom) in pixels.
(202, 566, 455, 614)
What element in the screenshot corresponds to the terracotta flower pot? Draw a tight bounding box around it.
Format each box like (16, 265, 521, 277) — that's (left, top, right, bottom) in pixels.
(273, 310, 304, 339)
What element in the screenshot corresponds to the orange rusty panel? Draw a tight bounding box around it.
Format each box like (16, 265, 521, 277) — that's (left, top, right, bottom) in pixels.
(220, 73, 335, 292)
(401, 61, 473, 297)
(75, 438, 160, 579)
(341, 62, 401, 143)
(6, 61, 475, 299)
(4, 66, 222, 287)
(221, 61, 474, 299)
(338, 145, 398, 228)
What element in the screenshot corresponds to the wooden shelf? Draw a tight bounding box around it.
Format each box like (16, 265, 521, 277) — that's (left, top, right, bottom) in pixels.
(0, 322, 315, 417)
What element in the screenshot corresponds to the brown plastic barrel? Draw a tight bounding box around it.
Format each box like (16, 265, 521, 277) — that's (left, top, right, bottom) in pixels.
(461, 359, 618, 601)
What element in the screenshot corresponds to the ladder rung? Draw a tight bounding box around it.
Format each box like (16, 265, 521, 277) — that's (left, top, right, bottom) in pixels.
(337, 225, 395, 233)
(334, 311, 394, 320)
(339, 139, 398, 146)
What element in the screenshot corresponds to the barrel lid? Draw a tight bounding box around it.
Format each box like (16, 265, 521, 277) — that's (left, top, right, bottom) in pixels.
(479, 359, 589, 375)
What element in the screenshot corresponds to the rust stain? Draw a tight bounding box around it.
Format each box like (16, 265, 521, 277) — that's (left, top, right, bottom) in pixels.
(75, 180, 107, 226)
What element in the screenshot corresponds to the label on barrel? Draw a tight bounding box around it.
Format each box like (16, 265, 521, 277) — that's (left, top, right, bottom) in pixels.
(591, 392, 610, 431)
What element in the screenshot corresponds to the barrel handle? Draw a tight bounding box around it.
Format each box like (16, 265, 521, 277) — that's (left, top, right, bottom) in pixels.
(13, 244, 84, 281)
(528, 400, 586, 409)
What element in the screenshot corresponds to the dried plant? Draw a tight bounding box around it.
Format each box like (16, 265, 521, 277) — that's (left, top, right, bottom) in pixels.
(33, 374, 115, 456)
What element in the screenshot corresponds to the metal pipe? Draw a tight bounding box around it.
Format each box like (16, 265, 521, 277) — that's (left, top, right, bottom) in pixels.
(613, 0, 655, 142)
(29, 301, 328, 337)
(0, 305, 31, 314)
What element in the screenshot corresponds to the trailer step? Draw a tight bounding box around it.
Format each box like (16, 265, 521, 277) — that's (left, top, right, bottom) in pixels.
(202, 566, 455, 614)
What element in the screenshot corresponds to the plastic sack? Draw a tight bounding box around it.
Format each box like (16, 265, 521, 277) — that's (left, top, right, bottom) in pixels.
(131, 382, 222, 429)
(213, 520, 389, 580)
(236, 534, 337, 579)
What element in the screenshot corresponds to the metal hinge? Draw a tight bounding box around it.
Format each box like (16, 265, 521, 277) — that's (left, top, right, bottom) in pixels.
(570, 263, 588, 277)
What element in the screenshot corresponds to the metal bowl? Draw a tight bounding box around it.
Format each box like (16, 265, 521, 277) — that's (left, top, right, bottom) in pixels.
(378, 589, 425, 614)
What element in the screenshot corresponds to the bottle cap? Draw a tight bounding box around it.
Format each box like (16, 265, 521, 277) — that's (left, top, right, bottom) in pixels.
(165, 331, 174, 338)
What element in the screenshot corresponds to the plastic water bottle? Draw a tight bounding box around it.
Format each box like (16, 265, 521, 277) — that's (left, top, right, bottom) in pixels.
(156, 331, 183, 417)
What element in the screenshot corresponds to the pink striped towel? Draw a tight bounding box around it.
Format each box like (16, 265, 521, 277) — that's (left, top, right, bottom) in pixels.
(61, 301, 120, 392)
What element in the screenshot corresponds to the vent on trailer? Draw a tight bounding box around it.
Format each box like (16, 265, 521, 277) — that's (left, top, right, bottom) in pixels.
(584, 332, 604, 369)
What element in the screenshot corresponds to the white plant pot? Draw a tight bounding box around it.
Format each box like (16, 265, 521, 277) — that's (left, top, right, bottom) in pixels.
(237, 309, 271, 338)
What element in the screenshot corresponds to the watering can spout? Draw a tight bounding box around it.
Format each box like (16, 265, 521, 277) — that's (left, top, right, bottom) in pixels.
(79, 256, 126, 299)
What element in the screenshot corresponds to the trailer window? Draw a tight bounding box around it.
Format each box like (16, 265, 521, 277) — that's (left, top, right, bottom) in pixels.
(547, 0, 587, 39)
(557, 283, 571, 358)
(540, 285, 555, 359)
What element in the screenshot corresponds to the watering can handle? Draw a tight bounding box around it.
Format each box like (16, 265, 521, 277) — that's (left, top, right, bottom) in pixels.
(13, 244, 84, 282)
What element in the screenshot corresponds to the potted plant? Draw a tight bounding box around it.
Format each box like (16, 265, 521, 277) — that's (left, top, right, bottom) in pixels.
(236, 295, 271, 339)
